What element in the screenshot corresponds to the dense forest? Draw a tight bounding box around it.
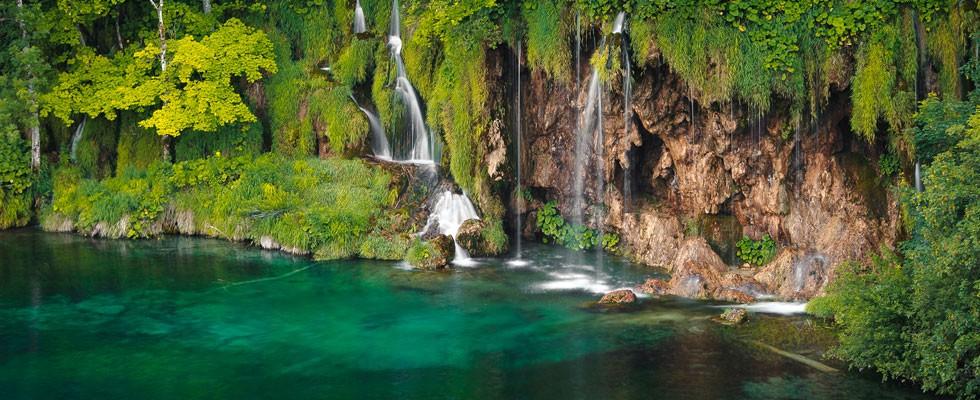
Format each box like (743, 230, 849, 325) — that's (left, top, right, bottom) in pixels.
(0, 0, 978, 398)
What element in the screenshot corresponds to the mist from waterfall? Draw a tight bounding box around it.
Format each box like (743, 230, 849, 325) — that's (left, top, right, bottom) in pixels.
(388, 0, 432, 163)
(422, 190, 481, 265)
(353, 0, 366, 34)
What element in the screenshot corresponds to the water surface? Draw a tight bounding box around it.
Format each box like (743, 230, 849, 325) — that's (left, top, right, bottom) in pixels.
(0, 230, 933, 399)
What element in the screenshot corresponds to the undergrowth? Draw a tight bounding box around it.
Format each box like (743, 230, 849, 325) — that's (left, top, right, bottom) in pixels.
(45, 154, 405, 260)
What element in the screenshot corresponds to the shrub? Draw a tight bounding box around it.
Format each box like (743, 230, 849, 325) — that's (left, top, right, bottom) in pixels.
(736, 234, 777, 266)
(0, 135, 33, 229)
(536, 201, 619, 252)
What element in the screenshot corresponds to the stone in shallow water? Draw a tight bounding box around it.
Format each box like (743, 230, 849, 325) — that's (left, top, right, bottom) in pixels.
(720, 308, 748, 324)
(598, 289, 637, 304)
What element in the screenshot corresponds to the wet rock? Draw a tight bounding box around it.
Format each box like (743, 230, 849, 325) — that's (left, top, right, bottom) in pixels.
(410, 235, 454, 270)
(720, 308, 748, 324)
(667, 239, 729, 299)
(637, 278, 670, 296)
(754, 249, 830, 301)
(518, 58, 899, 301)
(598, 289, 637, 304)
(455, 219, 503, 257)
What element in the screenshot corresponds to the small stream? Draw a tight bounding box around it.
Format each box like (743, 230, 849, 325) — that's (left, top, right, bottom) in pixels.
(0, 230, 934, 399)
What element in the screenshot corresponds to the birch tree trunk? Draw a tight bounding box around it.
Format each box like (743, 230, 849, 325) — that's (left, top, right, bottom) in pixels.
(16, 0, 41, 171)
(149, 0, 173, 162)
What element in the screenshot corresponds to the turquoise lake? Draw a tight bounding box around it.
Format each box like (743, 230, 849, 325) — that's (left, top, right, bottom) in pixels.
(0, 230, 935, 399)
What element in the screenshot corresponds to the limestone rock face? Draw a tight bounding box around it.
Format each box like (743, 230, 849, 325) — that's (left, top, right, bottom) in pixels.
(598, 289, 637, 304)
(516, 50, 900, 301)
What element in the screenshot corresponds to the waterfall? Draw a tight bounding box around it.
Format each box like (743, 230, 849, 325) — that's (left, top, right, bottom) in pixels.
(421, 190, 480, 265)
(353, 0, 366, 34)
(572, 69, 603, 227)
(914, 161, 923, 192)
(612, 12, 625, 34)
(620, 13, 633, 211)
(69, 116, 87, 163)
(387, 0, 432, 163)
(513, 37, 524, 262)
(575, 10, 581, 90)
(350, 96, 391, 159)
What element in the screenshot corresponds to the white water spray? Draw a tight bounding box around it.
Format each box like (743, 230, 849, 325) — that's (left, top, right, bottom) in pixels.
(421, 190, 480, 265)
(914, 161, 923, 192)
(353, 0, 366, 34)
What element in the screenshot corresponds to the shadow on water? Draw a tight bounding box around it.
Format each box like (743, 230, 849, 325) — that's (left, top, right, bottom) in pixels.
(0, 229, 937, 399)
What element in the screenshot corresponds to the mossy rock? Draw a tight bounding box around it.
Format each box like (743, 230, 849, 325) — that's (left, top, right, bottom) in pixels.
(407, 235, 454, 270)
(455, 219, 501, 257)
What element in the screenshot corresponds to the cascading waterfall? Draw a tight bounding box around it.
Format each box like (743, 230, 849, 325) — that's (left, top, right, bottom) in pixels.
(353, 0, 366, 34)
(69, 116, 87, 162)
(350, 95, 391, 159)
(387, 0, 432, 163)
(422, 190, 480, 265)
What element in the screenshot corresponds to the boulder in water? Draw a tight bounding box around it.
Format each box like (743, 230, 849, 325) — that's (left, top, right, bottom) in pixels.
(637, 278, 671, 296)
(598, 289, 637, 304)
(455, 219, 507, 257)
(720, 308, 748, 324)
(408, 235, 454, 270)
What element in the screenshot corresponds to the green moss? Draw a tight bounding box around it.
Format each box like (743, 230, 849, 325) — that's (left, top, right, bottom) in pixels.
(360, 234, 410, 260)
(523, 0, 570, 82)
(115, 113, 161, 172)
(850, 23, 916, 142)
(47, 153, 399, 259)
(308, 85, 368, 156)
(175, 122, 263, 162)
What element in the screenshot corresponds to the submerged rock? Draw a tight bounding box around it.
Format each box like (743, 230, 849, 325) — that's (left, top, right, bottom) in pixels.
(598, 289, 637, 304)
(720, 308, 748, 324)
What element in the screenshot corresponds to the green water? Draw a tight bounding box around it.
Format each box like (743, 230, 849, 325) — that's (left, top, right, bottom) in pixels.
(0, 230, 933, 399)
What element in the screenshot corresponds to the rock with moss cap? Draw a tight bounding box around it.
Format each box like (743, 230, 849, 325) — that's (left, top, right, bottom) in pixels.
(407, 235, 454, 270)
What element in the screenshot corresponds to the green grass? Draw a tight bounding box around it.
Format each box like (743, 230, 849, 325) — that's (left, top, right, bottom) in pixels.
(45, 154, 402, 260)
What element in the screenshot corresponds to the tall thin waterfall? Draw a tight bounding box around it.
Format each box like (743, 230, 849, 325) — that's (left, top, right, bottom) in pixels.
(388, 0, 432, 163)
(351, 96, 391, 159)
(914, 161, 923, 192)
(619, 13, 633, 211)
(353, 0, 366, 34)
(575, 10, 581, 90)
(572, 69, 603, 227)
(572, 13, 627, 262)
(513, 38, 524, 261)
(69, 117, 87, 163)
(422, 190, 480, 265)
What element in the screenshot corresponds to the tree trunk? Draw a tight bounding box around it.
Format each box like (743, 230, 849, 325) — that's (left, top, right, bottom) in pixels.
(149, 0, 167, 72)
(17, 0, 41, 171)
(149, 0, 172, 161)
(202, 0, 211, 14)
